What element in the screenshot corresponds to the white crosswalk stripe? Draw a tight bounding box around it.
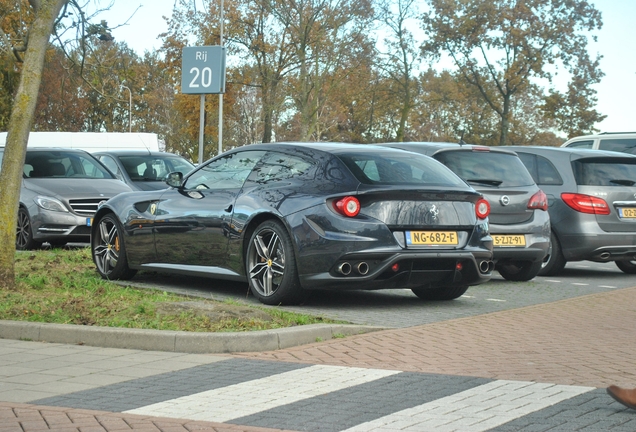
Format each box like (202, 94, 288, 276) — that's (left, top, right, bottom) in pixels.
(342, 380, 595, 432)
(124, 364, 400, 423)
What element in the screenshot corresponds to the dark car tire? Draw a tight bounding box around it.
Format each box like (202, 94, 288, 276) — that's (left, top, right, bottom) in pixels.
(246, 220, 306, 305)
(538, 231, 566, 276)
(411, 285, 469, 300)
(16, 208, 42, 251)
(92, 213, 137, 280)
(497, 260, 543, 282)
(615, 260, 636, 274)
(47, 241, 68, 248)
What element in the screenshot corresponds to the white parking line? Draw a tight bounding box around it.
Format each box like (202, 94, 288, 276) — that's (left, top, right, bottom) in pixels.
(486, 298, 506, 302)
(124, 365, 400, 422)
(599, 285, 618, 289)
(342, 380, 594, 432)
(571, 283, 589, 286)
(544, 280, 561, 283)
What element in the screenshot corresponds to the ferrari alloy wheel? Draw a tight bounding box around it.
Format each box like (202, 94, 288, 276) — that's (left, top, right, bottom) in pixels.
(246, 220, 305, 305)
(92, 213, 136, 280)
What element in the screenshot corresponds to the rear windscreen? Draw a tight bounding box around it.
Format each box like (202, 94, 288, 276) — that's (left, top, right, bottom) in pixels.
(435, 150, 535, 187)
(337, 151, 465, 187)
(572, 158, 636, 186)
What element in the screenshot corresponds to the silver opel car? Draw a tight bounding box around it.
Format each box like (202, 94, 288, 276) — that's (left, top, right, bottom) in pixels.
(0, 147, 132, 250)
(507, 146, 636, 275)
(378, 142, 550, 281)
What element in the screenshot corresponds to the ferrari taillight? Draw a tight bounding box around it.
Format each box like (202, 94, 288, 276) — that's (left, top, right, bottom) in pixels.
(334, 196, 361, 217)
(475, 198, 490, 219)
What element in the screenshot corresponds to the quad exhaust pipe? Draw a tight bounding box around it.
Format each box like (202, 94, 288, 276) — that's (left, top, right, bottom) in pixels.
(337, 262, 352, 275)
(479, 260, 494, 273)
(357, 262, 369, 275)
(336, 261, 369, 276)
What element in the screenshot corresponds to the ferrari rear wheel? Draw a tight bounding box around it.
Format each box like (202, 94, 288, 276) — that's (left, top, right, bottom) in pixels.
(411, 285, 469, 300)
(92, 213, 137, 280)
(246, 220, 305, 305)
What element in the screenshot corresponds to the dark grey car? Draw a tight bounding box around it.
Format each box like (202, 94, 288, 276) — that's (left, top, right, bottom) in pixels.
(91, 142, 494, 305)
(93, 150, 195, 191)
(378, 142, 550, 281)
(0, 147, 132, 250)
(507, 146, 636, 275)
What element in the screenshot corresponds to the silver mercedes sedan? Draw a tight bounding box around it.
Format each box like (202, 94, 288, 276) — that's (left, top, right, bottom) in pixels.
(0, 147, 132, 250)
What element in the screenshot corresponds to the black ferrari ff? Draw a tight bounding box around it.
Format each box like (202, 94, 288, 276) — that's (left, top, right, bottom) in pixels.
(91, 143, 493, 305)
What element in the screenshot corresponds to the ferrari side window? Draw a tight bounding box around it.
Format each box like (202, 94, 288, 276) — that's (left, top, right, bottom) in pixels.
(251, 152, 315, 183)
(184, 150, 266, 190)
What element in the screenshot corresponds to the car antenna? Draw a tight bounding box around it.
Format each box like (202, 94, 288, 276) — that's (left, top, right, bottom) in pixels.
(458, 131, 466, 146)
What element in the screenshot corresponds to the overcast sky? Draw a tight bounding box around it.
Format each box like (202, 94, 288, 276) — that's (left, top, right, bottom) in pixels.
(96, 0, 635, 136)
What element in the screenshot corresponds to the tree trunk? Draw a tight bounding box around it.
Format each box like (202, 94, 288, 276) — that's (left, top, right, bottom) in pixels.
(0, 0, 67, 290)
(498, 94, 511, 146)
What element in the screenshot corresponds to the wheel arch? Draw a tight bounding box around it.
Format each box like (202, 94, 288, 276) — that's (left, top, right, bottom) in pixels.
(241, 212, 294, 263)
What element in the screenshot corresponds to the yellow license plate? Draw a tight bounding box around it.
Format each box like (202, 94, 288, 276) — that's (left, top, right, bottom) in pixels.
(493, 235, 526, 246)
(619, 208, 636, 218)
(406, 231, 458, 245)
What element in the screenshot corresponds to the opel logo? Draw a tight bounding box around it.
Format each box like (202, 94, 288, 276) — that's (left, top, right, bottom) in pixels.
(500, 195, 510, 206)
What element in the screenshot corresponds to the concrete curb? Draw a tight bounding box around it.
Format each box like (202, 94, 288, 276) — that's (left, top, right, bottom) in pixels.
(0, 320, 387, 354)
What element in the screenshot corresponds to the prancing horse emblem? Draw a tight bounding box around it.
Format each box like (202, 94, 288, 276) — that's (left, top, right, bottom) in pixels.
(429, 205, 439, 221)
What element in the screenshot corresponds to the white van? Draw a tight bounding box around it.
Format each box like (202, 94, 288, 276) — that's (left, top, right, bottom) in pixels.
(561, 132, 636, 155)
(0, 131, 161, 153)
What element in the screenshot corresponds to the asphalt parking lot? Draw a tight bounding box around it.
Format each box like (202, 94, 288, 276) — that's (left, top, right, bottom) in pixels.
(122, 260, 635, 328)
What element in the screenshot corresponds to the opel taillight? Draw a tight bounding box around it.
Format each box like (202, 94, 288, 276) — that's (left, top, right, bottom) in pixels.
(528, 190, 548, 211)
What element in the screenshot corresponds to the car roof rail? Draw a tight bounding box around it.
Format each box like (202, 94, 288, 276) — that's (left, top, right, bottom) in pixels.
(599, 132, 636, 135)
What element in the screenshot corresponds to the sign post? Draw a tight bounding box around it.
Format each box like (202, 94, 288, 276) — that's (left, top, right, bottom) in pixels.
(181, 46, 226, 164)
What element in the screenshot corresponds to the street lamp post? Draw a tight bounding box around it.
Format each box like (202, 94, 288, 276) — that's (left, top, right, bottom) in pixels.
(120, 85, 132, 133)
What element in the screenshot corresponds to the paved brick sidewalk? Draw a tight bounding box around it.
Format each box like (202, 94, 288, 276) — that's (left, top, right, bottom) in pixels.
(0, 402, 295, 432)
(237, 286, 636, 389)
(4, 286, 636, 431)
